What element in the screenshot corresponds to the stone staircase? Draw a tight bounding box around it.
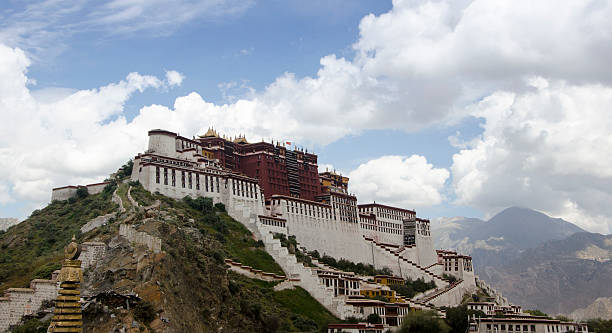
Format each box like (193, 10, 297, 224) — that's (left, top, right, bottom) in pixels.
(258, 230, 355, 318)
(362, 236, 449, 287)
(414, 280, 463, 305)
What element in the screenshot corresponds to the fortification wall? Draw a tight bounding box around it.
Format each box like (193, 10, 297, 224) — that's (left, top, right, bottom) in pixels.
(51, 182, 111, 202)
(119, 224, 162, 253)
(51, 186, 78, 201)
(80, 242, 107, 270)
(0, 278, 58, 332)
(85, 182, 110, 195)
(415, 234, 437, 267)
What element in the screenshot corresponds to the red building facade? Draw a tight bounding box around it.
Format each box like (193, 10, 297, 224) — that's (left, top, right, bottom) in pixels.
(195, 129, 321, 201)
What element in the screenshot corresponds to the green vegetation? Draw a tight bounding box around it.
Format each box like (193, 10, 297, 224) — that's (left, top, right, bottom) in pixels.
(587, 318, 612, 333)
(442, 273, 458, 283)
(399, 310, 451, 333)
(316, 253, 392, 276)
(524, 309, 550, 318)
(129, 182, 155, 206)
(0, 186, 118, 291)
(8, 318, 50, 333)
(181, 195, 284, 275)
(367, 313, 382, 324)
(273, 233, 314, 267)
(443, 305, 486, 333)
(272, 287, 337, 331)
(115, 160, 133, 180)
(389, 277, 436, 298)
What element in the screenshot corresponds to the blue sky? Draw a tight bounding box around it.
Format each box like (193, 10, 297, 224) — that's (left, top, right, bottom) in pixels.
(2, 0, 612, 233)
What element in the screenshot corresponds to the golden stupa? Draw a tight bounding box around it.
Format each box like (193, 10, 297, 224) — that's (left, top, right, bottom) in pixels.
(48, 235, 83, 332)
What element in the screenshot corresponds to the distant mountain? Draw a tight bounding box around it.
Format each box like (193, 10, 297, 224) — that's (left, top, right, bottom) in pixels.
(571, 297, 612, 320)
(483, 232, 612, 315)
(433, 207, 584, 255)
(430, 207, 606, 315)
(0, 218, 19, 231)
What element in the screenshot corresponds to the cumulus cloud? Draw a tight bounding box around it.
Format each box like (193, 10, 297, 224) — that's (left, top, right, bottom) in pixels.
(2, 0, 612, 231)
(165, 70, 185, 87)
(452, 78, 612, 233)
(348, 155, 449, 208)
(0, 44, 182, 207)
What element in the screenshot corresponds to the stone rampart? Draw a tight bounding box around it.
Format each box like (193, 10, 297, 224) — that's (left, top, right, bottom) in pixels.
(0, 279, 58, 332)
(119, 224, 162, 253)
(51, 181, 112, 201)
(225, 259, 287, 282)
(80, 242, 107, 270)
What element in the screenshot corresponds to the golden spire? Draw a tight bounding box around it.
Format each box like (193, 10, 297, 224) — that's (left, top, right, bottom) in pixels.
(199, 127, 219, 138)
(48, 237, 84, 332)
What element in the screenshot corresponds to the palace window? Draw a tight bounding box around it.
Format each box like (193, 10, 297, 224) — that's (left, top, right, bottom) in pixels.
(172, 170, 176, 186)
(181, 171, 185, 188)
(188, 173, 192, 189)
(196, 174, 200, 190)
(155, 167, 160, 184)
(164, 168, 168, 185)
(205, 175, 209, 191)
(216, 177, 220, 193)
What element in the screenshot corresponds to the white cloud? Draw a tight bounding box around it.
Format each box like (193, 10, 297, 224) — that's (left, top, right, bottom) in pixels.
(0, 0, 254, 59)
(348, 155, 449, 209)
(0, 44, 181, 208)
(165, 70, 185, 87)
(452, 78, 612, 234)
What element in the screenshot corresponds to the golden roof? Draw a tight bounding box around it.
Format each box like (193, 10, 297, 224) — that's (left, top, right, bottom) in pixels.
(233, 134, 249, 144)
(199, 127, 219, 138)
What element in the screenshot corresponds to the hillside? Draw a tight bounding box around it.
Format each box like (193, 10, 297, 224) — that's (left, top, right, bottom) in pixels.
(1, 182, 338, 332)
(481, 232, 612, 315)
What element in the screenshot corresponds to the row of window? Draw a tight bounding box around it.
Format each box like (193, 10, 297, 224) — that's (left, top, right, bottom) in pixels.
(360, 223, 403, 235)
(154, 166, 258, 199)
(485, 324, 536, 331)
(260, 218, 285, 228)
(155, 166, 220, 192)
(359, 206, 416, 220)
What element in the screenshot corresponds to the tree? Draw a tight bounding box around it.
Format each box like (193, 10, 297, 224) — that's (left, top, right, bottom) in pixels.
(399, 310, 451, 333)
(75, 187, 89, 199)
(524, 309, 549, 318)
(444, 305, 486, 333)
(367, 313, 382, 324)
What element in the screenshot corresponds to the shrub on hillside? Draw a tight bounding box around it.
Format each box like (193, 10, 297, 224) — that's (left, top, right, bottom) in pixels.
(442, 273, 458, 283)
(76, 187, 89, 199)
(400, 310, 451, 333)
(214, 202, 226, 212)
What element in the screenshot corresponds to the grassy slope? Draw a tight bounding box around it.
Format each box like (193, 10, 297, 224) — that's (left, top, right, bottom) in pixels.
(0, 186, 118, 291)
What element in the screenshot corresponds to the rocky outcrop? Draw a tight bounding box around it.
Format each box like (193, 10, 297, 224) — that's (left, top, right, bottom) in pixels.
(119, 224, 162, 253)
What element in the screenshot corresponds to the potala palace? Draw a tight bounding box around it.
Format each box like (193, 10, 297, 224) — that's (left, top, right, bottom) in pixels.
(32, 128, 589, 332)
(125, 129, 475, 296)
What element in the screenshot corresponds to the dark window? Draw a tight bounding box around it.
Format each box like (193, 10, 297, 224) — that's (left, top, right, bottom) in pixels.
(155, 167, 160, 184)
(181, 171, 185, 188)
(164, 168, 168, 185)
(172, 169, 176, 186)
